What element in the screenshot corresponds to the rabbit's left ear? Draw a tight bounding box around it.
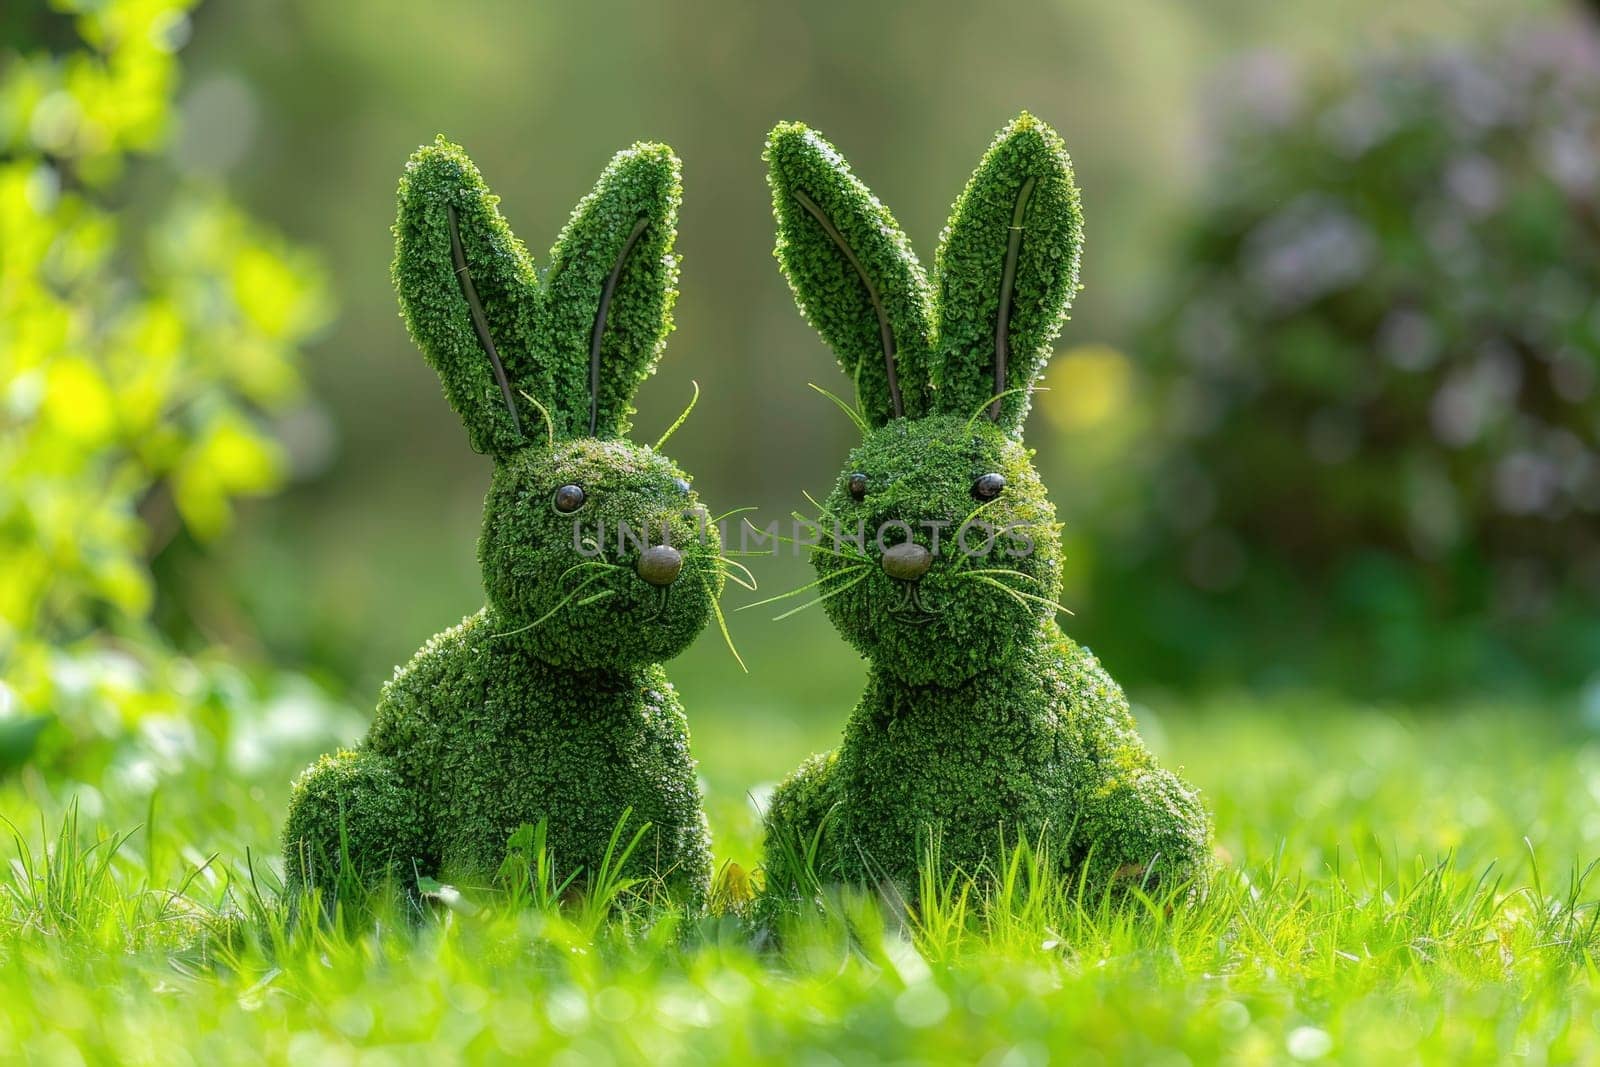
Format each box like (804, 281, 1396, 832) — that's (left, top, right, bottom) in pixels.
(544, 143, 681, 439)
(930, 113, 1083, 435)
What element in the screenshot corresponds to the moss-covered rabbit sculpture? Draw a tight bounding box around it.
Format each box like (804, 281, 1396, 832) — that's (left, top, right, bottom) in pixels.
(283, 137, 722, 903)
(759, 114, 1212, 898)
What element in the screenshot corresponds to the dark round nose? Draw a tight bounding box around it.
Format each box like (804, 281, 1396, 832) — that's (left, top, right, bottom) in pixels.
(881, 542, 932, 582)
(636, 544, 683, 587)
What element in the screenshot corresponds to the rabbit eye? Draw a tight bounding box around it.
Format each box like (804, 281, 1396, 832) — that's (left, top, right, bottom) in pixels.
(553, 484, 586, 512)
(972, 473, 1006, 501)
(847, 472, 868, 501)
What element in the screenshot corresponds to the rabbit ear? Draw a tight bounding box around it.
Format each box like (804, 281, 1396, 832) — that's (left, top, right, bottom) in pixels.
(543, 143, 681, 439)
(931, 113, 1084, 434)
(394, 137, 557, 454)
(766, 122, 935, 426)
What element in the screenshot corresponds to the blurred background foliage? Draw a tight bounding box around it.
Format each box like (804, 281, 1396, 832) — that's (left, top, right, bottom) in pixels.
(1078, 14, 1600, 696)
(1, 0, 1594, 807)
(0, 0, 355, 789)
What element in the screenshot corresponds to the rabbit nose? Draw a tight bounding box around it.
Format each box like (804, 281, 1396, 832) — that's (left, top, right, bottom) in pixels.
(881, 542, 932, 582)
(636, 544, 683, 587)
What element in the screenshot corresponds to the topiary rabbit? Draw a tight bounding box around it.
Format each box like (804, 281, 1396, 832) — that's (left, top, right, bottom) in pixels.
(282, 137, 728, 905)
(758, 114, 1213, 899)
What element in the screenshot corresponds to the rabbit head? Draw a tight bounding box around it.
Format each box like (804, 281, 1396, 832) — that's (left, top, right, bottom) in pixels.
(766, 114, 1083, 686)
(395, 138, 722, 669)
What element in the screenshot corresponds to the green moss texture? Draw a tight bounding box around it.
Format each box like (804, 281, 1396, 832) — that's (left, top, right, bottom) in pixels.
(283, 138, 718, 904)
(761, 115, 1212, 899)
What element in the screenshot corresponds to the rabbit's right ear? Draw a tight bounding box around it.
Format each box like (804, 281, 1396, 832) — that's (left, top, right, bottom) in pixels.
(543, 143, 682, 440)
(766, 122, 935, 426)
(929, 114, 1083, 434)
(394, 138, 556, 455)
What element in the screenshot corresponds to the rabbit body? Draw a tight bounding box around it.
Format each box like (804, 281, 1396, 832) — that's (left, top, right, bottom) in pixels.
(767, 613, 1210, 894)
(760, 118, 1213, 895)
(283, 140, 718, 902)
(287, 609, 708, 889)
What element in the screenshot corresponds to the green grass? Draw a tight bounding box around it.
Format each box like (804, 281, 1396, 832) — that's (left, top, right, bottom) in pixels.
(2, 699, 1598, 1063)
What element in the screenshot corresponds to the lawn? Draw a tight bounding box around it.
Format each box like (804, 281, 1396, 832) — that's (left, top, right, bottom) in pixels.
(1, 696, 1597, 1064)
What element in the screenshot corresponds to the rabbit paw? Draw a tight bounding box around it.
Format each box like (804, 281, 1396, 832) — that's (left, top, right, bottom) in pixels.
(282, 749, 433, 905)
(760, 751, 841, 899)
(1073, 765, 1213, 897)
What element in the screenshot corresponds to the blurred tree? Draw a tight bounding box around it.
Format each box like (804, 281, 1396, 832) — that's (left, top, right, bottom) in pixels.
(0, 0, 347, 780)
(1081, 13, 1600, 696)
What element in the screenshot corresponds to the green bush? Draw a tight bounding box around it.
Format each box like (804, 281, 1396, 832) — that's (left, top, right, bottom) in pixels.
(1092, 18, 1600, 695)
(0, 0, 340, 782)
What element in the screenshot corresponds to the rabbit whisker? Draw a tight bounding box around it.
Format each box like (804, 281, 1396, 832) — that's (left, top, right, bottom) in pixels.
(963, 385, 1046, 435)
(558, 559, 625, 581)
(581, 536, 600, 554)
(697, 569, 748, 673)
(949, 498, 1006, 571)
(801, 491, 846, 528)
(958, 567, 1040, 584)
(712, 557, 758, 591)
(492, 571, 614, 638)
(652, 379, 700, 451)
(708, 505, 760, 525)
(711, 568, 757, 593)
(745, 523, 870, 564)
(806, 381, 870, 438)
(772, 569, 871, 622)
(737, 564, 868, 611)
(788, 509, 873, 558)
(516, 388, 557, 450)
(961, 574, 1074, 617)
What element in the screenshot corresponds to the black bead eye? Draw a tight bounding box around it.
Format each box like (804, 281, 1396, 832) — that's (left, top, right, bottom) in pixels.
(972, 473, 1006, 501)
(847, 472, 868, 501)
(673, 477, 692, 496)
(553, 484, 586, 512)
